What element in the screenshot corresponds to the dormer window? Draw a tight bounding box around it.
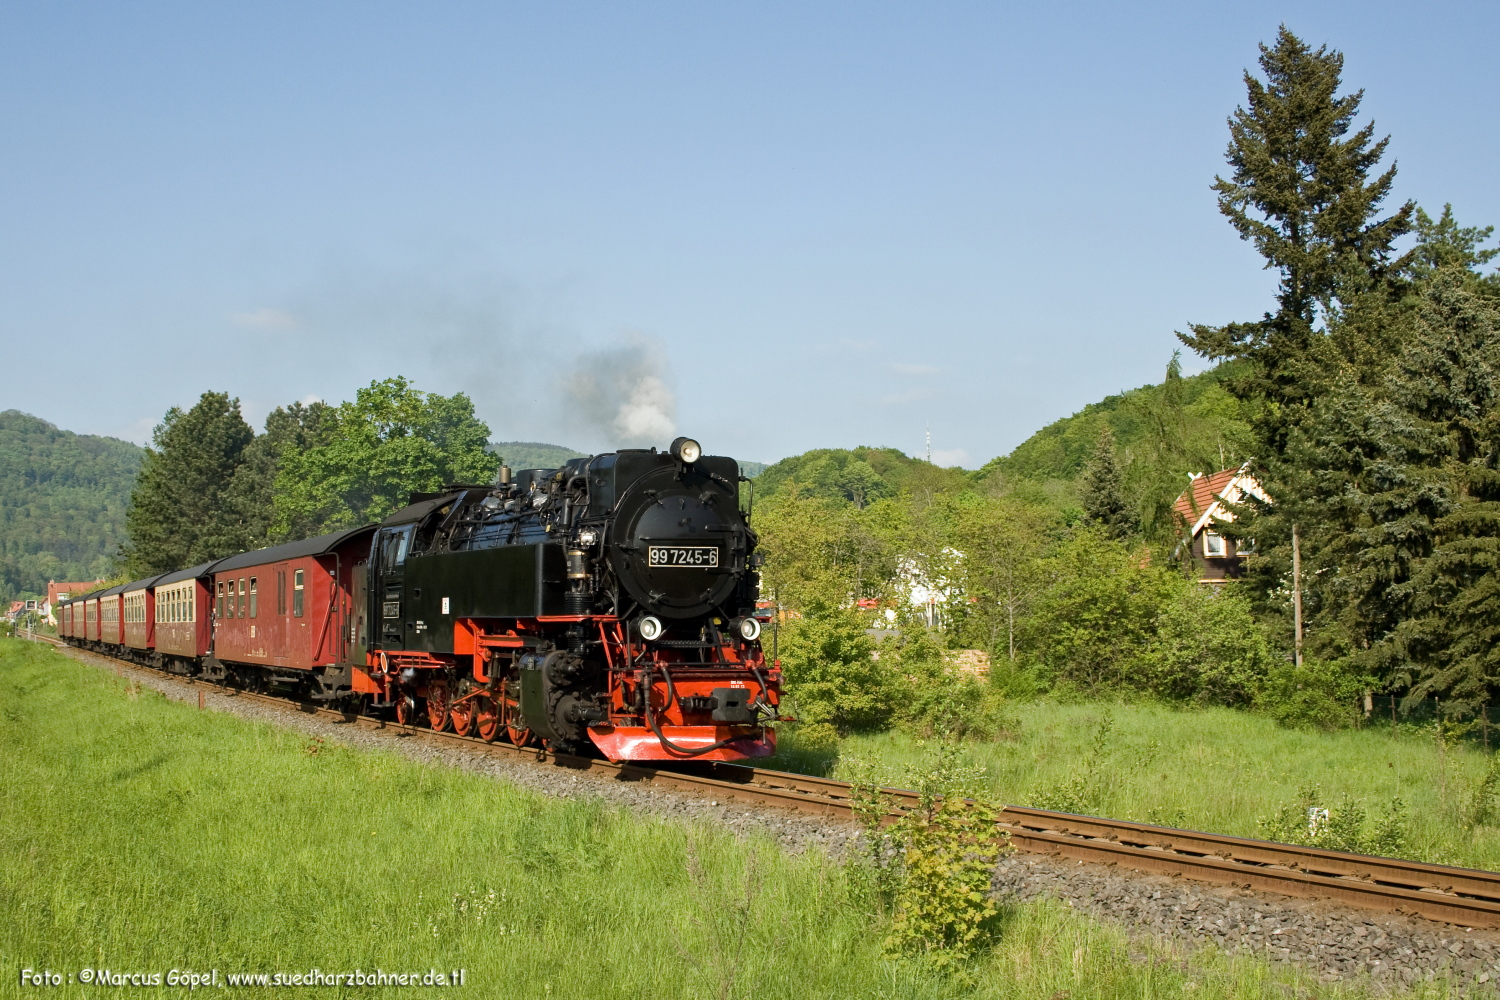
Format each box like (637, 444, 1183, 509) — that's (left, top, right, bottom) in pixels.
(1204, 531, 1227, 557)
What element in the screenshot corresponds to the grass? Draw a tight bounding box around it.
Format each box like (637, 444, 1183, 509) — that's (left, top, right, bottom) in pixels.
(766, 698, 1500, 871)
(0, 638, 1456, 998)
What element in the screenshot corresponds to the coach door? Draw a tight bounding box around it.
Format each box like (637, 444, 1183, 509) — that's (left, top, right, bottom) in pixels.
(373, 525, 414, 652)
(350, 561, 369, 665)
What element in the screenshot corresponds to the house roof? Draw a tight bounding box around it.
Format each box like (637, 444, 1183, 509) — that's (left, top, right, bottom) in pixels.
(1171, 463, 1267, 537)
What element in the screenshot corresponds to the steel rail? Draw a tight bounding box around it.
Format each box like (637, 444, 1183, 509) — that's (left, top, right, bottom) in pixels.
(42, 635, 1500, 931)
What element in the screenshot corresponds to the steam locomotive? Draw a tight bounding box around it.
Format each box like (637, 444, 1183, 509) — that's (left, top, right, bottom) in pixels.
(58, 437, 783, 762)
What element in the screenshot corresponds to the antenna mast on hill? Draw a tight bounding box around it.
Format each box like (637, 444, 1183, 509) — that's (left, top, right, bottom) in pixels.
(926, 425, 931, 463)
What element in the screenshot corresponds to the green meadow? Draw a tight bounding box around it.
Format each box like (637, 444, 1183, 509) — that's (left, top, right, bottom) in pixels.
(767, 699, 1500, 871)
(0, 639, 1453, 998)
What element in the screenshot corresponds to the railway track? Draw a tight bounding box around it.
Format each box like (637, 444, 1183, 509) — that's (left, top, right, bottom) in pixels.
(31, 633, 1500, 932)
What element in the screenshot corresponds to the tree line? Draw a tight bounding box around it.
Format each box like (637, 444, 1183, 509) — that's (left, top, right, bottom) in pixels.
(121, 378, 495, 577)
(753, 26, 1500, 734)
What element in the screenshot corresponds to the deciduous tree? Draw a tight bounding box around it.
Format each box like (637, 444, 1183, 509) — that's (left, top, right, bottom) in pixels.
(272, 378, 494, 535)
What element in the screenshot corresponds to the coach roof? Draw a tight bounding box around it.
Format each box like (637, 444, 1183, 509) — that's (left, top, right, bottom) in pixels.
(153, 561, 226, 587)
(210, 525, 376, 573)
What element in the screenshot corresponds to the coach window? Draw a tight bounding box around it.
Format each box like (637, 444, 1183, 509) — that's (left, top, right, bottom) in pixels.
(249, 578, 258, 618)
(293, 569, 305, 618)
(277, 571, 286, 616)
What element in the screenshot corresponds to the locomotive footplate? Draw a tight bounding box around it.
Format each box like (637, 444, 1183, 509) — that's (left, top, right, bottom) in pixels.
(588, 724, 776, 762)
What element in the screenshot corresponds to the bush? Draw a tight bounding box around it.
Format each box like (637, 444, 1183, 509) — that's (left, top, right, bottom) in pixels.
(1253, 659, 1366, 729)
(778, 600, 901, 733)
(845, 742, 1010, 970)
(1140, 584, 1275, 705)
(1024, 529, 1179, 693)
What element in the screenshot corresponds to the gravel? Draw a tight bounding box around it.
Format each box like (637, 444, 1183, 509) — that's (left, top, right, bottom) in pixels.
(993, 840, 1500, 994)
(60, 643, 1500, 993)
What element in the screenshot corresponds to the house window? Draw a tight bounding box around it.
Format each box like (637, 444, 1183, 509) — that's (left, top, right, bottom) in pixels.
(293, 569, 305, 618)
(1240, 537, 1257, 554)
(249, 578, 257, 619)
(1204, 531, 1227, 557)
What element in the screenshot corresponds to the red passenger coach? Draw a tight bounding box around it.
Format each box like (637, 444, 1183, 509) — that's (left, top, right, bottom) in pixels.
(101, 586, 127, 646)
(209, 527, 374, 693)
(122, 575, 166, 653)
(83, 591, 100, 643)
(153, 563, 219, 670)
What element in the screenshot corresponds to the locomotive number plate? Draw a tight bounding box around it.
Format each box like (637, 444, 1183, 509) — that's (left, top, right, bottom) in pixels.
(648, 545, 719, 568)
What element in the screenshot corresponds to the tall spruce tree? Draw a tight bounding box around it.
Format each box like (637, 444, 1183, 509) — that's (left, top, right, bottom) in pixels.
(1380, 270, 1500, 711)
(1079, 427, 1138, 539)
(1271, 258, 1500, 693)
(1180, 26, 1414, 454)
(121, 392, 254, 575)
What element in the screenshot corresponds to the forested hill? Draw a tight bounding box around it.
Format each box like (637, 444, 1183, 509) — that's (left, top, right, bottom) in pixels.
(488, 441, 587, 470)
(0, 410, 142, 603)
(977, 360, 1254, 483)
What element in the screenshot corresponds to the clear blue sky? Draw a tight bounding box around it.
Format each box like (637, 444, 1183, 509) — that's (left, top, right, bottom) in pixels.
(2, 2, 1495, 467)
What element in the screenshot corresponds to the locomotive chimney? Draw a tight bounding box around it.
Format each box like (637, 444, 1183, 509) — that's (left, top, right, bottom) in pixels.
(497, 464, 512, 487)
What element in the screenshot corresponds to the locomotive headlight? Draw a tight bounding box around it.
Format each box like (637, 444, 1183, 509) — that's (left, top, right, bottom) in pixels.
(638, 616, 664, 641)
(670, 436, 702, 464)
(579, 529, 598, 546)
(736, 616, 761, 641)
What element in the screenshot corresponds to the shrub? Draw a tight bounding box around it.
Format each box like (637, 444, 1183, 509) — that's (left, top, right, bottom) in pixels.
(1140, 584, 1276, 705)
(1024, 529, 1179, 693)
(845, 742, 1011, 970)
(1253, 659, 1366, 729)
(778, 600, 901, 733)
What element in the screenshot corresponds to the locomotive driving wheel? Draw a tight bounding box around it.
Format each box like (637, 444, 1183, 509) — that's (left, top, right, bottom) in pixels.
(499, 678, 531, 747)
(394, 692, 418, 727)
(426, 680, 451, 732)
(449, 683, 476, 737)
(474, 693, 500, 743)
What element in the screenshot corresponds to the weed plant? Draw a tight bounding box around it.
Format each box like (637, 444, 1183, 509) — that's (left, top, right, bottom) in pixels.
(0, 640, 1451, 998)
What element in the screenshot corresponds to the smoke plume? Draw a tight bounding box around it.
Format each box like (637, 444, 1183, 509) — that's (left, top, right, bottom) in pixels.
(563, 335, 677, 448)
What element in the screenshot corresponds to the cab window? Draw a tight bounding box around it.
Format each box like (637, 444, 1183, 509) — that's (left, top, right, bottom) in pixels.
(380, 526, 414, 572)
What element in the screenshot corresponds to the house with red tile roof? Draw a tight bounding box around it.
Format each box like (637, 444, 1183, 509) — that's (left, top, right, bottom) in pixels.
(42, 579, 105, 624)
(1171, 462, 1267, 585)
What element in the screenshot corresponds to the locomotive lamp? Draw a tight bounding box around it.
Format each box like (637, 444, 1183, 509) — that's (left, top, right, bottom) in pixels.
(734, 616, 761, 641)
(669, 437, 702, 464)
(638, 615, 664, 641)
